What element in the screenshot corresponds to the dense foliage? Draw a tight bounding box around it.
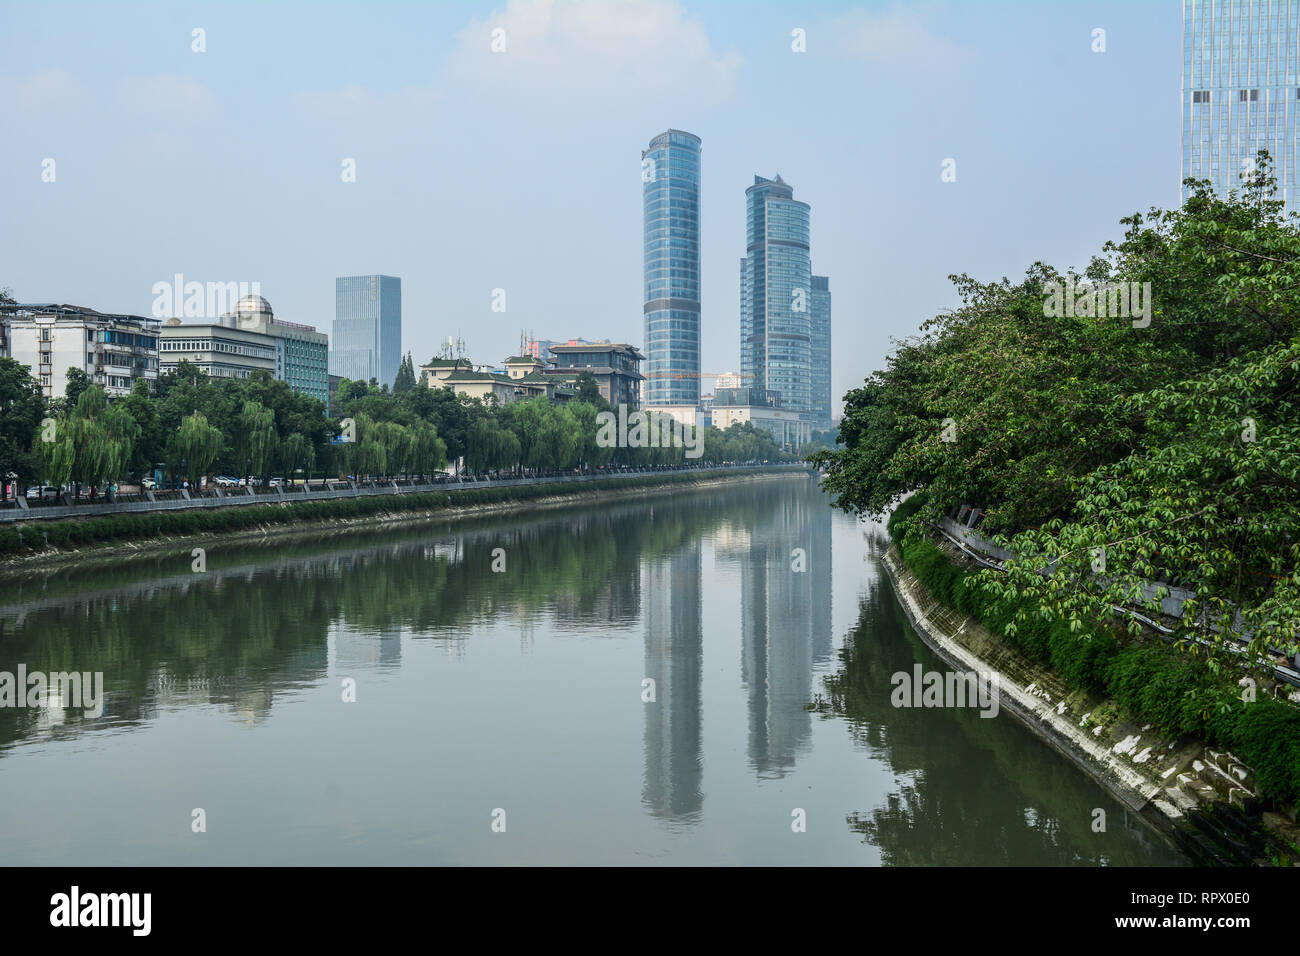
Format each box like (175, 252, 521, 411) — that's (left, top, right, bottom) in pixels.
(815, 154, 1300, 662)
(3, 354, 795, 494)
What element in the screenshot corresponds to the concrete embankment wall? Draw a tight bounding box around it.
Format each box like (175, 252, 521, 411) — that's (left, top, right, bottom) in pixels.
(881, 542, 1296, 866)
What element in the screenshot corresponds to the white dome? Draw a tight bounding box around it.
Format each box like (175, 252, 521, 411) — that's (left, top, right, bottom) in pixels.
(236, 295, 273, 317)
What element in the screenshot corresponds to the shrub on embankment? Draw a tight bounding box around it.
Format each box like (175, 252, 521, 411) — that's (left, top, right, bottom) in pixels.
(0, 470, 755, 558)
(896, 534, 1300, 805)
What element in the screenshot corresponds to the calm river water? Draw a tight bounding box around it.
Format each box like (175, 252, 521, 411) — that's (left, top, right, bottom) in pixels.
(0, 476, 1185, 865)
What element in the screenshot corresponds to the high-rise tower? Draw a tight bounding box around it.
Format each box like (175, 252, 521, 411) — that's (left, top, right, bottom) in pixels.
(1182, 0, 1299, 215)
(642, 130, 702, 413)
(739, 175, 812, 414)
(332, 275, 402, 387)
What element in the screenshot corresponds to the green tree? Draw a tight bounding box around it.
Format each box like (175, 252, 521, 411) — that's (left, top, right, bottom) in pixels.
(169, 412, 224, 486)
(0, 356, 45, 500)
(38, 385, 138, 497)
(279, 432, 317, 481)
(573, 371, 608, 410)
(392, 352, 417, 395)
(819, 151, 1300, 664)
(237, 400, 278, 480)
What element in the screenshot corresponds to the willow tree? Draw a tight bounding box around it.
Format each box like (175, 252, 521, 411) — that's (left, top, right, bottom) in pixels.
(237, 400, 278, 479)
(169, 412, 224, 485)
(409, 420, 446, 477)
(279, 432, 316, 481)
(37, 385, 139, 497)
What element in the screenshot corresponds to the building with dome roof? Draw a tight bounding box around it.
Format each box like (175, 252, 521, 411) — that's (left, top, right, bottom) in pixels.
(159, 293, 331, 410)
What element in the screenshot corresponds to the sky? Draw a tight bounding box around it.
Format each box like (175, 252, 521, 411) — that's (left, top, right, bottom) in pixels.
(1, 0, 1183, 415)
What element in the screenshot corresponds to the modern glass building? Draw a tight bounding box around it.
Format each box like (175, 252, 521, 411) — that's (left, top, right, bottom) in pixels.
(642, 130, 702, 409)
(810, 275, 832, 431)
(739, 175, 812, 414)
(1182, 0, 1299, 216)
(332, 275, 401, 388)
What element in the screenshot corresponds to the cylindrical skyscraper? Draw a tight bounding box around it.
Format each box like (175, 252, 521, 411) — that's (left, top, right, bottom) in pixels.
(642, 129, 702, 411)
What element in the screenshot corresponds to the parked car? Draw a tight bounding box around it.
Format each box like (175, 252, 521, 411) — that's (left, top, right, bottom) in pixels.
(214, 476, 240, 488)
(141, 477, 157, 490)
(25, 485, 60, 501)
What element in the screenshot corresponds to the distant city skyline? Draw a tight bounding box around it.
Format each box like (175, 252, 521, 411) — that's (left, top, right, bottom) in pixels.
(0, 2, 1225, 419)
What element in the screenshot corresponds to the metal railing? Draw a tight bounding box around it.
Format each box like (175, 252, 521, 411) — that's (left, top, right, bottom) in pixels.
(0, 463, 809, 524)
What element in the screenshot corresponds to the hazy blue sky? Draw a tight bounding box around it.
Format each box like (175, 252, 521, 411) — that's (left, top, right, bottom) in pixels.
(1, 0, 1181, 412)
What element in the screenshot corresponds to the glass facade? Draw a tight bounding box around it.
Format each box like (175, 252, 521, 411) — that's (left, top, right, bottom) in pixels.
(739, 175, 812, 413)
(810, 275, 832, 430)
(273, 327, 330, 412)
(643, 130, 701, 407)
(332, 275, 402, 387)
(1182, 0, 1299, 215)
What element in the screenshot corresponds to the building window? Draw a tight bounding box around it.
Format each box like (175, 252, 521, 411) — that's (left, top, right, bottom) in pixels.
(1239, 89, 1258, 102)
(1192, 90, 1210, 103)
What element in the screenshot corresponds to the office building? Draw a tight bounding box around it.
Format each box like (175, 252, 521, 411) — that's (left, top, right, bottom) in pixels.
(333, 275, 402, 387)
(1182, 0, 1299, 215)
(712, 384, 812, 449)
(810, 275, 832, 431)
(642, 129, 702, 414)
(159, 294, 330, 410)
(740, 174, 812, 416)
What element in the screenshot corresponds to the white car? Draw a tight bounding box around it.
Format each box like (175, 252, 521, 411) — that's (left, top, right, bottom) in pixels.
(25, 485, 59, 501)
(141, 477, 157, 490)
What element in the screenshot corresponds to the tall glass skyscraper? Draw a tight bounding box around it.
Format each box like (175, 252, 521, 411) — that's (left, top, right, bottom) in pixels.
(810, 275, 832, 430)
(642, 130, 702, 409)
(332, 275, 402, 387)
(1182, 0, 1299, 216)
(739, 175, 812, 414)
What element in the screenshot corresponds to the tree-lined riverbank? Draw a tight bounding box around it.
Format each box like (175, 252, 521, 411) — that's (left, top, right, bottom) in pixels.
(0, 464, 807, 565)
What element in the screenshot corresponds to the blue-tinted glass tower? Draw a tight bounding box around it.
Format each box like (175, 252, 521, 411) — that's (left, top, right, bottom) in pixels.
(740, 175, 811, 414)
(642, 130, 702, 408)
(1182, 0, 1299, 215)
(332, 275, 402, 387)
(810, 275, 832, 430)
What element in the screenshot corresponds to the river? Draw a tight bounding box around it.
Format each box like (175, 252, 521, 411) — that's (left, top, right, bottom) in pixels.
(0, 475, 1185, 865)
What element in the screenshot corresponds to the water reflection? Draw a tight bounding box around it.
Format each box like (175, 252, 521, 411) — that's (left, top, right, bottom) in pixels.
(642, 540, 703, 822)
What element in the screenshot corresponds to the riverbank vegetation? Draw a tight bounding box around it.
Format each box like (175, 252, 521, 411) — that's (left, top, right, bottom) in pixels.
(890, 497, 1300, 805)
(813, 154, 1300, 671)
(0, 352, 795, 501)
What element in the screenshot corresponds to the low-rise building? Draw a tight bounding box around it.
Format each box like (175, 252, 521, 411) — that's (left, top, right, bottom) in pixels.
(2, 303, 160, 400)
(712, 386, 812, 448)
(422, 354, 577, 404)
(159, 295, 330, 410)
(545, 342, 644, 408)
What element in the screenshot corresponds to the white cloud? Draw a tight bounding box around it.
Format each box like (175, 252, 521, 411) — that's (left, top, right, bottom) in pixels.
(2, 69, 89, 113)
(294, 85, 442, 128)
(447, 0, 739, 104)
(114, 75, 221, 120)
(830, 4, 962, 70)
